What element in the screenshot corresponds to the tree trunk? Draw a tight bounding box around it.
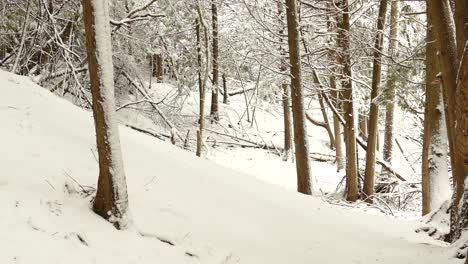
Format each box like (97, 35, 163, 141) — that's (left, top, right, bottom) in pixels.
(359, 113, 368, 140)
(82, 0, 131, 230)
(453, 39, 468, 240)
(196, 4, 210, 157)
(428, 0, 468, 242)
(422, 11, 451, 215)
(210, 0, 220, 121)
(318, 91, 335, 149)
(382, 0, 400, 164)
(278, 0, 293, 162)
(363, 0, 389, 203)
(330, 75, 344, 171)
(337, 0, 359, 202)
(327, 10, 344, 172)
(156, 54, 163, 82)
(454, 0, 468, 58)
(222, 74, 228, 104)
(285, 0, 313, 194)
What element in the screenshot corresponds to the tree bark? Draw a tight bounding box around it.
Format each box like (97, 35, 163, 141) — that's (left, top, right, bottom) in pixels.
(330, 75, 344, 171)
(156, 54, 163, 82)
(210, 0, 220, 121)
(222, 73, 228, 104)
(278, 0, 293, 162)
(327, 9, 344, 172)
(285, 0, 313, 194)
(196, 4, 210, 157)
(82, 0, 130, 229)
(382, 0, 400, 165)
(358, 113, 368, 140)
(336, 0, 359, 202)
(454, 0, 468, 58)
(363, 0, 389, 203)
(421, 11, 451, 215)
(428, 0, 468, 242)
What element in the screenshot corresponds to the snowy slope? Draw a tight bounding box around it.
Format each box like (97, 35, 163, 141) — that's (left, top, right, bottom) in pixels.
(0, 70, 461, 263)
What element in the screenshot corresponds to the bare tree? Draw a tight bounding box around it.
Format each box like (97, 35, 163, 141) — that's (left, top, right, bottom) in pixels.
(82, 0, 131, 229)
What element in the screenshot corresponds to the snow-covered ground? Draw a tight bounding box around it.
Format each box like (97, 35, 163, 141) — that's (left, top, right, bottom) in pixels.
(0, 70, 462, 263)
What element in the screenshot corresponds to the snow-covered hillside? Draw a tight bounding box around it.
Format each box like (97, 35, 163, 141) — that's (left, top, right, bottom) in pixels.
(0, 70, 461, 263)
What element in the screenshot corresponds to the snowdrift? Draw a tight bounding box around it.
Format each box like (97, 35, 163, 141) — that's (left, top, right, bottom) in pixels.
(0, 70, 459, 263)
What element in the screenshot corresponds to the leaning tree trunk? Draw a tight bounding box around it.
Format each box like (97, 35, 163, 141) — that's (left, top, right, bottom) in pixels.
(363, 0, 389, 203)
(382, 0, 400, 165)
(285, 0, 313, 195)
(278, 0, 293, 161)
(421, 9, 451, 215)
(210, 0, 220, 121)
(82, 0, 130, 230)
(337, 0, 359, 202)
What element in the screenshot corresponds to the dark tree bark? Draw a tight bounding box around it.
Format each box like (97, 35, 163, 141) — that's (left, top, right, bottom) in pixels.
(82, 0, 130, 229)
(337, 0, 359, 201)
(210, 0, 220, 121)
(285, 0, 313, 194)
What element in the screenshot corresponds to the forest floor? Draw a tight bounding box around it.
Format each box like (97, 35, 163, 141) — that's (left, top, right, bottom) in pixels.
(0, 70, 463, 263)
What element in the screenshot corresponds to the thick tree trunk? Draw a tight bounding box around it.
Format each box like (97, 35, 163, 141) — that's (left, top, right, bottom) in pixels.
(382, 0, 400, 164)
(285, 0, 313, 194)
(82, 0, 130, 229)
(428, 0, 468, 242)
(363, 0, 389, 203)
(210, 0, 220, 121)
(453, 41, 468, 240)
(337, 0, 359, 201)
(278, 0, 293, 162)
(421, 11, 451, 215)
